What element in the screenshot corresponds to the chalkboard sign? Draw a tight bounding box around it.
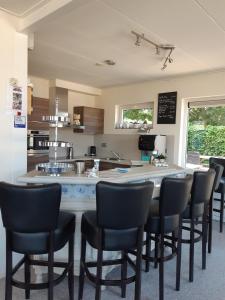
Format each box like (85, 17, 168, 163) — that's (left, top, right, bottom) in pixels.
(157, 91, 177, 124)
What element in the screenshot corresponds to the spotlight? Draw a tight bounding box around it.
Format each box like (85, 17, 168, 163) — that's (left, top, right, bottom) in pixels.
(161, 64, 167, 71)
(135, 36, 141, 46)
(131, 30, 175, 70)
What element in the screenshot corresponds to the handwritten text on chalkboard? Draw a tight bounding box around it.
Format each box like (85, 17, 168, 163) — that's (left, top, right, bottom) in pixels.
(157, 91, 177, 124)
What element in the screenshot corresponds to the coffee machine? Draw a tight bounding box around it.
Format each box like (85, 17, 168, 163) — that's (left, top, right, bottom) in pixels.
(138, 135, 166, 161)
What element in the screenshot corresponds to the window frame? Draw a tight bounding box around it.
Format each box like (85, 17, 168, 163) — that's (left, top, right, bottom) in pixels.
(117, 102, 154, 128)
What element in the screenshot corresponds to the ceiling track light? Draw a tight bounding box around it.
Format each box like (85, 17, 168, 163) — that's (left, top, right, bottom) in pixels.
(131, 30, 175, 71)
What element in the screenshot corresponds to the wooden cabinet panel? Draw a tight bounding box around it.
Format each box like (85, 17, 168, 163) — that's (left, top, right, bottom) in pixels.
(73, 106, 104, 134)
(27, 155, 49, 172)
(99, 161, 131, 171)
(28, 97, 49, 130)
(99, 161, 113, 171)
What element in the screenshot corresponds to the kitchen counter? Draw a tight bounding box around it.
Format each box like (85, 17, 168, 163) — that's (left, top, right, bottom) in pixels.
(17, 164, 186, 278)
(18, 164, 182, 185)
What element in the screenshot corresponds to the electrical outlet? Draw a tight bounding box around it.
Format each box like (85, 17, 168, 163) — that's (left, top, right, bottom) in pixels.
(101, 142, 107, 148)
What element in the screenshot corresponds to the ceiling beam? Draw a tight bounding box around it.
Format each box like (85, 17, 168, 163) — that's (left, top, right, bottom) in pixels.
(50, 79, 102, 96)
(19, 0, 73, 33)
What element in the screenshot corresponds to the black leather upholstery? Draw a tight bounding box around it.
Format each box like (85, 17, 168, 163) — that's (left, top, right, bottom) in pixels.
(145, 175, 193, 234)
(11, 211, 75, 254)
(81, 181, 154, 250)
(145, 199, 179, 234)
(0, 182, 76, 300)
(217, 177, 225, 193)
(96, 181, 154, 229)
(183, 169, 216, 220)
(209, 163, 224, 192)
(82, 211, 139, 251)
(209, 158, 225, 193)
(79, 181, 154, 300)
(182, 202, 204, 219)
(209, 157, 225, 178)
(0, 182, 61, 232)
(0, 182, 75, 254)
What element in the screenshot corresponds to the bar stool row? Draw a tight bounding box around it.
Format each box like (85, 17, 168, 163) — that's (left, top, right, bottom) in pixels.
(0, 165, 222, 300)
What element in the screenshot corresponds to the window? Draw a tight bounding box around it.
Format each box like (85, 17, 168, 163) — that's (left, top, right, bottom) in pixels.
(116, 102, 154, 129)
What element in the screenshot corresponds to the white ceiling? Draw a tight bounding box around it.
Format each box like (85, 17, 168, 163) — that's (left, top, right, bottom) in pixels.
(0, 0, 50, 16)
(25, 0, 225, 87)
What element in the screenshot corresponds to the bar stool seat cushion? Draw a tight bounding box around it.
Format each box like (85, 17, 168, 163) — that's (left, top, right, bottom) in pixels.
(145, 200, 179, 234)
(182, 202, 204, 219)
(81, 211, 138, 251)
(11, 211, 75, 255)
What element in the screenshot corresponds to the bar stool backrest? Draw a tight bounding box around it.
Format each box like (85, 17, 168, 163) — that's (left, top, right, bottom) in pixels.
(96, 181, 154, 229)
(209, 163, 224, 191)
(209, 157, 225, 178)
(191, 169, 216, 205)
(159, 175, 193, 217)
(0, 182, 61, 233)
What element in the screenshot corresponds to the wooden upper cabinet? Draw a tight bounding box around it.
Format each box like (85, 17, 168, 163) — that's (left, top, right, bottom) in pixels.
(28, 97, 49, 130)
(73, 106, 104, 134)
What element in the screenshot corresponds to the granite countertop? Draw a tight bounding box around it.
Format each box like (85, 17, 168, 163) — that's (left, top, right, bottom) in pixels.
(17, 164, 185, 185)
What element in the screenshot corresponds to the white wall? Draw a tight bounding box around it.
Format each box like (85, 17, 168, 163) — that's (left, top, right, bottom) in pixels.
(0, 11, 28, 278)
(29, 75, 49, 99)
(68, 90, 97, 115)
(98, 70, 225, 165)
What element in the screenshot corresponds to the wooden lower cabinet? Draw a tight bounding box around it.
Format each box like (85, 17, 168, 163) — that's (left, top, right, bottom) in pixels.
(27, 154, 49, 172)
(99, 161, 130, 171)
(71, 160, 130, 171)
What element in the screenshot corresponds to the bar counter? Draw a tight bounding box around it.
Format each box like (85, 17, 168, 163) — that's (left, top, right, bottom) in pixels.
(17, 164, 186, 278)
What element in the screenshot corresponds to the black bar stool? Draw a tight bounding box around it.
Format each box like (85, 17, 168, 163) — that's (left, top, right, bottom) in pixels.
(142, 175, 193, 300)
(181, 169, 215, 283)
(209, 157, 225, 232)
(0, 182, 75, 300)
(78, 181, 154, 300)
(207, 163, 224, 253)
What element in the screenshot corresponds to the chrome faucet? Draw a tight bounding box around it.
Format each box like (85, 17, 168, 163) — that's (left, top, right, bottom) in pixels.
(111, 151, 122, 160)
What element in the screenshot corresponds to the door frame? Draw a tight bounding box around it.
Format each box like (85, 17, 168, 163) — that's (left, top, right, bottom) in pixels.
(179, 95, 225, 168)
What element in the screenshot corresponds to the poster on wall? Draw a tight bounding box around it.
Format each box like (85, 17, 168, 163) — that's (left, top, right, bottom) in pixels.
(6, 78, 24, 115)
(157, 91, 177, 124)
(14, 115, 26, 128)
(12, 86, 23, 111)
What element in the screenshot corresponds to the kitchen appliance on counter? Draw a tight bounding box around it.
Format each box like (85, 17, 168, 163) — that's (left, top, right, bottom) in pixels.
(66, 146, 74, 159)
(88, 146, 96, 157)
(138, 134, 166, 161)
(27, 130, 49, 154)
